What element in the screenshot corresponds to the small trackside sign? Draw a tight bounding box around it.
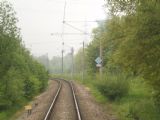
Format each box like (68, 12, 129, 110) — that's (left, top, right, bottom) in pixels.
(95, 57, 102, 64)
(96, 63, 102, 67)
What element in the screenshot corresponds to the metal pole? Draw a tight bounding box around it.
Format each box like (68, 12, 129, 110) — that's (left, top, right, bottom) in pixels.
(61, 0, 66, 75)
(62, 0, 67, 24)
(71, 47, 74, 79)
(99, 37, 102, 80)
(62, 49, 64, 74)
(82, 19, 87, 82)
(46, 53, 49, 72)
(82, 41, 84, 81)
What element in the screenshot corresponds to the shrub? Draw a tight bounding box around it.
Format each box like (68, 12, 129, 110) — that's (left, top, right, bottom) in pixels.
(127, 100, 160, 120)
(153, 90, 160, 110)
(96, 74, 129, 101)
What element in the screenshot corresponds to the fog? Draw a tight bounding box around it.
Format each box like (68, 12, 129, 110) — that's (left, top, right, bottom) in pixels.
(8, 0, 106, 58)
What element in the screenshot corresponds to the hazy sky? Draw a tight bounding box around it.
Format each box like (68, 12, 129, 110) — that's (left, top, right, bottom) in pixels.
(8, 0, 106, 58)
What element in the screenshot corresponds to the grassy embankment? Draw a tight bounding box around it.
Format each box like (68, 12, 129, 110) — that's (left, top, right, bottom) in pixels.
(0, 84, 48, 120)
(0, 100, 28, 120)
(52, 74, 160, 120)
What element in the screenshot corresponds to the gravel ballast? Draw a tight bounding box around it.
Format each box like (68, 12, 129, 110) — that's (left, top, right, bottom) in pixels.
(73, 82, 117, 120)
(15, 80, 117, 120)
(16, 80, 59, 120)
(49, 80, 77, 120)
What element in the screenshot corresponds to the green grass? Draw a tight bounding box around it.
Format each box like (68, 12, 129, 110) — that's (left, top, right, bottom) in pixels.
(0, 99, 28, 120)
(0, 82, 49, 120)
(112, 78, 160, 120)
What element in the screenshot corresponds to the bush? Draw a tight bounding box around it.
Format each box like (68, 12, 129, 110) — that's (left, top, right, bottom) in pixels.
(153, 91, 160, 109)
(96, 74, 129, 101)
(127, 100, 160, 120)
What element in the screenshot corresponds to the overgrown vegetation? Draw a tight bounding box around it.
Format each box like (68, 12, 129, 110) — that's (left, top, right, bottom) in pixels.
(27, 0, 160, 119)
(0, 1, 48, 119)
(96, 74, 129, 101)
(61, 74, 159, 120)
(71, 0, 160, 119)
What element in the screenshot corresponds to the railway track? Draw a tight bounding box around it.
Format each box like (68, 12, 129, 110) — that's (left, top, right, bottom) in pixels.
(43, 78, 82, 120)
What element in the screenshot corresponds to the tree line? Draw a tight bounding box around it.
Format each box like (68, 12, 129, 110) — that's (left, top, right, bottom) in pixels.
(35, 53, 75, 74)
(0, 0, 48, 111)
(75, 0, 160, 110)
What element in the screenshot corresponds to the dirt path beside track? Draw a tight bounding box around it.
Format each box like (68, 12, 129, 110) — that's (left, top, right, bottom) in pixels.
(15, 80, 59, 120)
(73, 82, 117, 120)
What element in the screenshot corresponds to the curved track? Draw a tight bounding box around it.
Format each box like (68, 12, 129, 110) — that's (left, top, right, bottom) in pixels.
(43, 78, 82, 120)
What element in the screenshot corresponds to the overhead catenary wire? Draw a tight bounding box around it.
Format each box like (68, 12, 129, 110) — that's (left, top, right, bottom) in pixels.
(49, 0, 104, 76)
(61, 0, 67, 74)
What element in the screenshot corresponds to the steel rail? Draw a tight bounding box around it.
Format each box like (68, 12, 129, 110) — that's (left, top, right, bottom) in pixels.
(44, 78, 82, 120)
(61, 79, 82, 120)
(69, 81, 82, 120)
(43, 80, 62, 120)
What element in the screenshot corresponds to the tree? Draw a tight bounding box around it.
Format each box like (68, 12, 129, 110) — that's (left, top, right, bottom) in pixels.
(0, 1, 48, 109)
(82, 0, 160, 107)
(103, 0, 160, 106)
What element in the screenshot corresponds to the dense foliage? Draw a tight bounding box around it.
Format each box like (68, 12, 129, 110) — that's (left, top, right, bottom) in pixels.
(106, 0, 160, 106)
(79, 0, 160, 105)
(0, 0, 48, 111)
(96, 74, 129, 100)
(74, 0, 160, 119)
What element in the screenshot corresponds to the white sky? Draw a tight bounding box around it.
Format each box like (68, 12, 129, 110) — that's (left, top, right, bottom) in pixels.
(8, 0, 106, 58)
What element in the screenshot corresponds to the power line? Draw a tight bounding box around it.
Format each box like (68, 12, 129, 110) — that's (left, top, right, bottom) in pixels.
(57, 0, 104, 75)
(61, 0, 67, 74)
(63, 21, 86, 33)
(51, 33, 91, 35)
(64, 20, 105, 23)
